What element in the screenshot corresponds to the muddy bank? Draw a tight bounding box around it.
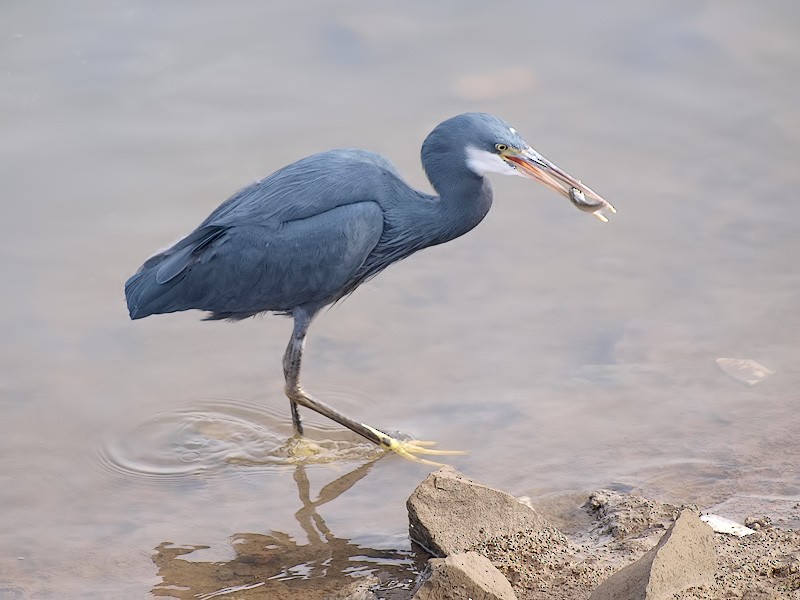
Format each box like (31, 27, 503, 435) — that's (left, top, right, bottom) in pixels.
(400, 467, 800, 600)
(336, 466, 800, 600)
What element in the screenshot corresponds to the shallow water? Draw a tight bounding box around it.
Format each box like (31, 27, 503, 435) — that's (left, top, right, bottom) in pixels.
(2, 1, 800, 597)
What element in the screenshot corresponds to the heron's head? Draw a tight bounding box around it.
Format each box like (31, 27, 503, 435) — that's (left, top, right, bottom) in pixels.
(430, 113, 616, 222)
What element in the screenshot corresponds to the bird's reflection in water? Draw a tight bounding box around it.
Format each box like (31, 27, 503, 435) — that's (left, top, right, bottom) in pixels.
(151, 459, 424, 600)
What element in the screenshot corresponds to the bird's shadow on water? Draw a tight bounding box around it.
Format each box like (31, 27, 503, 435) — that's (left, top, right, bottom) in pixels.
(150, 460, 426, 600)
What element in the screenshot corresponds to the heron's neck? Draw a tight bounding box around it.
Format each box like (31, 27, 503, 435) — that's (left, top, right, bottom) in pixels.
(355, 170, 492, 281)
(418, 140, 495, 246)
(425, 173, 493, 247)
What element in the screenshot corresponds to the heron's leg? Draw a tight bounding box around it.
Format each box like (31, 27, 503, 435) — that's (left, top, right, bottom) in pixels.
(290, 397, 304, 436)
(283, 311, 310, 436)
(283, 309, 383, 444)
(282, 309, 463, 465)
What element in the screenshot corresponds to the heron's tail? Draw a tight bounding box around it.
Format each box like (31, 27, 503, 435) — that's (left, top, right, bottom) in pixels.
(124, 226, 226, 319)
(124, 265, 174, 319)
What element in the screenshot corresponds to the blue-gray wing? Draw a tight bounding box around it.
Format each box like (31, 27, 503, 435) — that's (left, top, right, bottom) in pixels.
(125, 201, 384, 319)
(197, 149, 404, 229)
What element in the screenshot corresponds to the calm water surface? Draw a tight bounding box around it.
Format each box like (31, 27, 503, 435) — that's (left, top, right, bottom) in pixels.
(2, 2, 799, 598)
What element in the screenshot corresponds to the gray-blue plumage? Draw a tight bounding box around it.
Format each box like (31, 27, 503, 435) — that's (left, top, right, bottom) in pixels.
(124, 112, 614, 457)
(126, 114, 519, 321)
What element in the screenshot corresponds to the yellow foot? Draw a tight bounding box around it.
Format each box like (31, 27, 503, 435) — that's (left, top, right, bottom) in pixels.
(362, 424, 466, 466)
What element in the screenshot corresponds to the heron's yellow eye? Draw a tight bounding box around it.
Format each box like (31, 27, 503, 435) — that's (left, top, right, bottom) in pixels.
(495, 143, 508, 152)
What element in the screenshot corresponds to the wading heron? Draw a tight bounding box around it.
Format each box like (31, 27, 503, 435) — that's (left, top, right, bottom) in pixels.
(125, 112, 615, 462)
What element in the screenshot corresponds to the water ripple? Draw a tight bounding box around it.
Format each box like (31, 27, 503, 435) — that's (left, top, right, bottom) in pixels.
(97, 398, 383, 481)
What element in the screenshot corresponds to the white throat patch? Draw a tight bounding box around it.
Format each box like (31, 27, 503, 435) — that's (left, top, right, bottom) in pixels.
(465, 146, 520, 178)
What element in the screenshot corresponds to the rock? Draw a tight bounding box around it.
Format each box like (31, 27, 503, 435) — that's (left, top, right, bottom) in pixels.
(412, 552, 517, 600)
(586, 489, 677, 540)
(744, 515, 773, 530)
(589, 509, 716, 600)
(407, 466, 554, 556)
(324, 575, 379, 600)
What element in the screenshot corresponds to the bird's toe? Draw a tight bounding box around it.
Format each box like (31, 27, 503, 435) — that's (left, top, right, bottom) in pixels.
(362, 424, 466, 466)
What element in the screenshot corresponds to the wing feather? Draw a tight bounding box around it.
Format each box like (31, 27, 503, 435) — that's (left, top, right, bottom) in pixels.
(125, 202, 383, 319)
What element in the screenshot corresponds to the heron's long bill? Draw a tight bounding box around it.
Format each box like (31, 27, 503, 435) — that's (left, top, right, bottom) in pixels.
(506, 149, 616, 222)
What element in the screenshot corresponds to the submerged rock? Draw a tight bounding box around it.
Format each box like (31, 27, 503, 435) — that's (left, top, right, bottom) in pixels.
(324, 575, 379, 600)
